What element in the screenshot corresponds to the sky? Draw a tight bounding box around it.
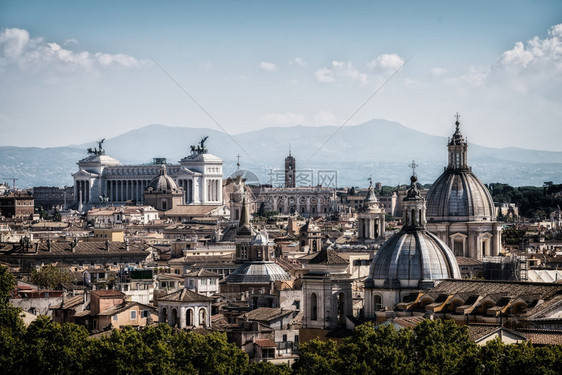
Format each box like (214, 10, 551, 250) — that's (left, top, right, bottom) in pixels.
(1, 0, 561, 151)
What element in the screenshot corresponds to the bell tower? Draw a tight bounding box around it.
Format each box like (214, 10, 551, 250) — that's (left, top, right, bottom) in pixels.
(285, 147, 296, 188)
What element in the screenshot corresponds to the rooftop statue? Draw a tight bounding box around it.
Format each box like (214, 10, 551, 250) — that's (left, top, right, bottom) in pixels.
(87, 138, 105, 156)
(190, 136, 209, 155)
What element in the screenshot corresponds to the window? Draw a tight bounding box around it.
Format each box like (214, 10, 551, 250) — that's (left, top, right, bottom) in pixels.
(310, 293, 318, 321)
(130, 310, 137, 320)
(210, 278, 216, 285)
(201, 278, 207, 285)
(141, 310, 149, 318)
(294, 300, 300, 311)
(282, 334, 287, 342)
(113, 314, 118, 321)
(374, 295, 382, 311)
(454, 240, 464, 257)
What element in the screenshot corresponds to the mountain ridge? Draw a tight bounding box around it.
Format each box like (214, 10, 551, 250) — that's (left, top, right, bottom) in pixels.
(2, 119, 562, 188)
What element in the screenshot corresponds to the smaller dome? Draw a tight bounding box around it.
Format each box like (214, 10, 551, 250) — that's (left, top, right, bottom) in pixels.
(368, 230, 461, 289)
(223, 261, 291, 283)
(147, 165, 181, 193)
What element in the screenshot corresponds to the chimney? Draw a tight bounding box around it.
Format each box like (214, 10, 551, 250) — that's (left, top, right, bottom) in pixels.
(105, 239, 110, 251)
(47, 239, 51, 252)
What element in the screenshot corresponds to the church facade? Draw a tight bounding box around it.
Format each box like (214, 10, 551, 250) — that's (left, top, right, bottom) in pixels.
(72, 138, 223, 209)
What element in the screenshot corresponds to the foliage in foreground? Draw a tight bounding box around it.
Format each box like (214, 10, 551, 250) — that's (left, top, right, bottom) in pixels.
(2, 266, 562, 374)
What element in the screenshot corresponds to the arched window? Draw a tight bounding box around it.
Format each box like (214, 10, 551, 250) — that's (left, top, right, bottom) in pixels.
(199, 308, 206, 327)
(310, 293, 318, 321)
(186, 308, 194, 326)
(374, 295, 382, 311)
(337, 292, 345, 327)
(411, 209, 415, 226)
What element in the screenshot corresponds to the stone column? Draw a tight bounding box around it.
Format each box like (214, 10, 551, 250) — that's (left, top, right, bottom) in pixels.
(179, 307, 186, 329)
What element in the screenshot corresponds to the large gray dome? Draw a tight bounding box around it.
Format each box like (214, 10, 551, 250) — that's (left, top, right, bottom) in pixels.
(369, 230, 461, 289)
(147, 165, 181, 193)
(426, 116, 495, 222)
(426, 170, 495, 221)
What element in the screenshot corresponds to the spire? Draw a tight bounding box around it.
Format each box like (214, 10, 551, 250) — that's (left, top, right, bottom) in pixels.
(450, 112, 466, 146)
(447, 113, 469, 170)
(239, 197, 250, 228)
(364, 177, 378, 203)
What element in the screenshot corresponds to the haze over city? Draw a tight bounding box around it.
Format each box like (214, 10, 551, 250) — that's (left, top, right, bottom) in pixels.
(1, 0, 561, 151)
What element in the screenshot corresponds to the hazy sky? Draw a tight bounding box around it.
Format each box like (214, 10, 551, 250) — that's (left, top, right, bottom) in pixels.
(1, 1, 561, 150)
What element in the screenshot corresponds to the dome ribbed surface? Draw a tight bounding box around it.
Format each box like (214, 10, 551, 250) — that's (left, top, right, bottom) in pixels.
(426, 170, 494, 221)
(147, 167, 180, 193)
(370, 230, 461, 286)
(223, 261, 291, 283)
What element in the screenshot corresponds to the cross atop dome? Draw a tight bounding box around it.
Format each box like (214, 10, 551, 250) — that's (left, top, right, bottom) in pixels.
(409, 160, 418, 177)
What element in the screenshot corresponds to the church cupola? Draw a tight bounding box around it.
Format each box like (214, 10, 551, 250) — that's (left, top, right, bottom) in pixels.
(402, 162, 426, 231)
(447, 113, 469, 171)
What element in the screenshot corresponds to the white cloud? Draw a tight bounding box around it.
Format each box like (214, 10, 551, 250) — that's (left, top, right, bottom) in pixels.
(314, 60, 368, 84)
(367, 53, 404, 72)
(314, 68, 336, 83)
(314, 54, 404, 84)
(289, 57, 307, 66)
(314, 111, 336, 125)
(497, 24, 562, 71)
(263, 112, 305, 126)
(259, 61, 278, 72)
(430, 67, 447, 78)
(0, 27, 141, 72)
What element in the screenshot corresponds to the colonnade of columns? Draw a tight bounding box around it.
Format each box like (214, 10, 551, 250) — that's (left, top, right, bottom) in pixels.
(106, 179, 151, 203)
(75, 180, 90, 204)
(178, 179, 194, 203)
(206, 179, 221, 202)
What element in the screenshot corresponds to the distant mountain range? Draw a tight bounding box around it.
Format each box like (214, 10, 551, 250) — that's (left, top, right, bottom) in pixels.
(2, 119, 562, 188)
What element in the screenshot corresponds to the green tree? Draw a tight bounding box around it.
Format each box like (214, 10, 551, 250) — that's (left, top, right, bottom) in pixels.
(21, 316, 91, 375)
(172, 331, 248, 375)
(245, 362, 292, 375)
(0, 265, 26, 373)
(412, 320, 478, 375)
(30, 264, 73, 289)
(292, 339, 340, 375)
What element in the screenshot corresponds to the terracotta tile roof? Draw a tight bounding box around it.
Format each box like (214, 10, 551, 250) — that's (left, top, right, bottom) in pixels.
(431, 280, 562, 301)
(52, 294, 84, 310)
(456, 257, 483, 266)
(91, 290, 125, 298)
(239, 307, 293, 323)
(254, 339, 276, 348)
(158, 288, 213, 303)
(160, 205, 220, 217)
(392, 316, 426, 328)
(98, 301, 156, 316)
(516, 328, 562, 345)
(184, 269, 221, 278)
(0, 241, 148, 257)
(466, 324, 499, 341)
(308, 248, 348, 265)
